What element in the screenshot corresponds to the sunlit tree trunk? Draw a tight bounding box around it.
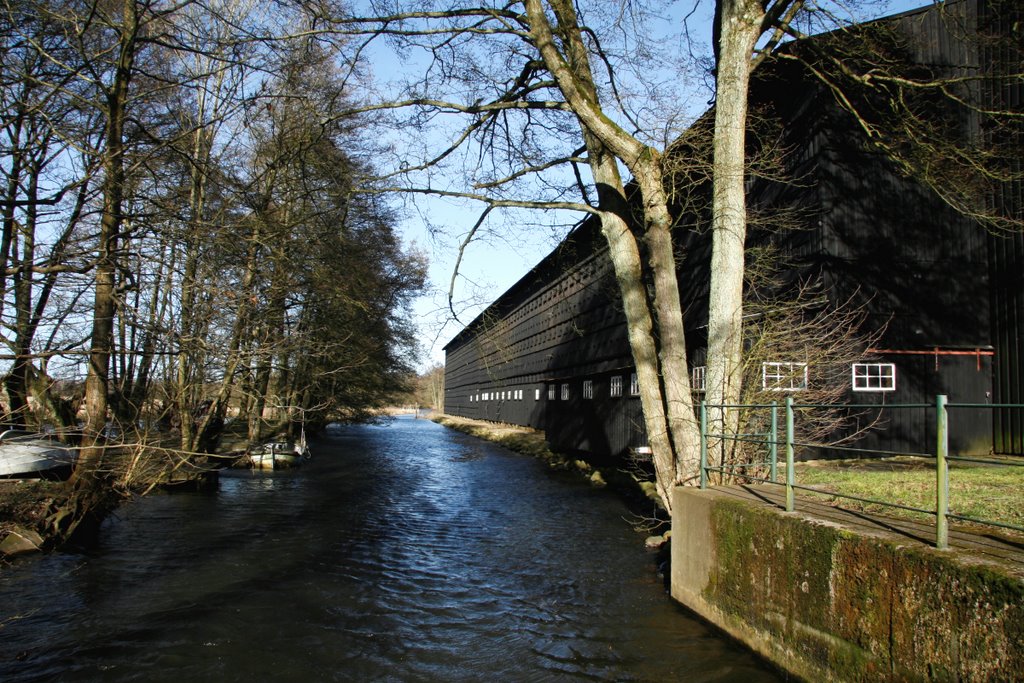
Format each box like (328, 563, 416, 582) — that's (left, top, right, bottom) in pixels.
(705, 0, 765, 469)
(525, 0, 704, 510)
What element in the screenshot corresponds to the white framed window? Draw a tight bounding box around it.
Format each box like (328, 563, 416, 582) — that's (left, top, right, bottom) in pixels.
(852, 362, 896, 392)
(561, 383, 570, 400)
(548, 385, 556, 400)
(692, 366, 706, 393)
(583, 380, 594, 399)
(629, 373, 640, 396)
(535, 389, 541, 400)
(762, 362, 808, 392)
(482, 392, 488, 401)
(517, 390, 523, 400)
(610, 375, 623, 397)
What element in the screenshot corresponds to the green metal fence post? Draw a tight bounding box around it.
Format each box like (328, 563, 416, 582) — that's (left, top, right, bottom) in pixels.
(700, 400, 708, 490)
(769, 401, 778, 484)
(785, 396, 795, 512)
(936, 394, 949, 550)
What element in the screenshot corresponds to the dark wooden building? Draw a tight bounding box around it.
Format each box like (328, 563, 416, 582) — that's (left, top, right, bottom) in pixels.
(443, 0, 1022, 458)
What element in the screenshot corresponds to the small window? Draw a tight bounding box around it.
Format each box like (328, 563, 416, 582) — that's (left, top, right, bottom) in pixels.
(548, 385, 556, 400)
(762, 362, 808, 392)
(482, 392, 488, 401)
(583, 380, 593, 400)
(610, 375, 623, 397)
(692, 366, 706, 393)
(561, 383, 570, 400)
(535, 389, 540, 400)
(629, 373, 640, 396)
(852, 362, 896, 392)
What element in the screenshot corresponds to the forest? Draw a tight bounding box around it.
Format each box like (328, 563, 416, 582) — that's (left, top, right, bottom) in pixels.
(0, 0, 427, 495)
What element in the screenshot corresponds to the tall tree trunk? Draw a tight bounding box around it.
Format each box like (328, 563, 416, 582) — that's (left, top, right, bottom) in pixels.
(1, 109, 27, 425)
(706, 0, 764, 471)
(7, 145, 43, 428)
(176, 126, 212, 451)
(76, 0, 139, 480)
(633, 170, 702, 485)
(525, 0, 708, 511)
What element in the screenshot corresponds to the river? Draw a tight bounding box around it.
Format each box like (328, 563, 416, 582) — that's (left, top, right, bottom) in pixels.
(0, 416, 780, 682)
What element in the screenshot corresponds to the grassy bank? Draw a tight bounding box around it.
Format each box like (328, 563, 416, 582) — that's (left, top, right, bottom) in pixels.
(431, 414, 557, 461)
(793, 458, 1024, 532)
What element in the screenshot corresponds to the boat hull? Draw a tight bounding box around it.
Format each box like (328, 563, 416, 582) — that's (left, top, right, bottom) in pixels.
(249, 451, 303, 470)
(0, 434, 76, 478)
(248, 442, 308, 470)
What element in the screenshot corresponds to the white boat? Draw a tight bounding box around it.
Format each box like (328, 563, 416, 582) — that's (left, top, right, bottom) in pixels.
(248, 440, 310, 470)
(0, 430, 77, 478)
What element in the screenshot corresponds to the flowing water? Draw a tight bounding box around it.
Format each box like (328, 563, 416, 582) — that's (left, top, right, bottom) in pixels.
(0, 416, 780, 682)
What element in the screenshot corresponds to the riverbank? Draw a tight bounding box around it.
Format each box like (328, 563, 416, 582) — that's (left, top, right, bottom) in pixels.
(0, 475, 125, 558)
(1, 442, 234, 559)
(0, 479, 62, 554)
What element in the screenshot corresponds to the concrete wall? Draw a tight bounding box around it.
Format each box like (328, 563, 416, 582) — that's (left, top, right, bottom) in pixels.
(671, 487, 1024, 682)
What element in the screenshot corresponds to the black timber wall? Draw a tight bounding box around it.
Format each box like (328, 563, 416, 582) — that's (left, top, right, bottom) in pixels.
(443, 225, 647, 458)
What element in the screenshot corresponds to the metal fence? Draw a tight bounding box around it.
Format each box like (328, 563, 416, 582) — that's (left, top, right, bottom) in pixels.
(698, 396, 1024, 549)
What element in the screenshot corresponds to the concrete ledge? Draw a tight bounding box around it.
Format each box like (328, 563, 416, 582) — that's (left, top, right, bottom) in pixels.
(671, 486, 1024, 682)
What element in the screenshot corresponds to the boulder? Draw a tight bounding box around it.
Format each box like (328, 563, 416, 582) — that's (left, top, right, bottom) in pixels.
(0, 527, 44, 556)
(644, 535, 665, 551)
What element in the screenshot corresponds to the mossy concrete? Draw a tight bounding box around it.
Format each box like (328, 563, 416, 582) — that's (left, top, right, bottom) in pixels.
(671, 487, 1024, 682)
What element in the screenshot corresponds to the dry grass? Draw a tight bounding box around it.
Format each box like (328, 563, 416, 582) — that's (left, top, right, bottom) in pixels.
(431, 414, 558, 462)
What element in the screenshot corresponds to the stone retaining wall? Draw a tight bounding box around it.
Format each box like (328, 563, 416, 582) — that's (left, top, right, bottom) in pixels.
(671, 487, 1024, 682)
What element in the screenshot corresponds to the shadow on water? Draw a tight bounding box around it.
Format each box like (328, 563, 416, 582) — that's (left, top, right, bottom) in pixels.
(0, 416, 781, 682)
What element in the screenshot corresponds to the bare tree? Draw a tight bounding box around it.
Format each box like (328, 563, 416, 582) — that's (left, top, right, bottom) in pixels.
(313, 0, 1020, 511)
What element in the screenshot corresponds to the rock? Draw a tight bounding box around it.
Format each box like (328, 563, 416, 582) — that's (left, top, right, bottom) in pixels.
(0, 527, 44, 556)
(574, 459, 591, 473)
(589, 470, 606, 487)
(644, 535, 665, 551)
(638, 480, 660, 501)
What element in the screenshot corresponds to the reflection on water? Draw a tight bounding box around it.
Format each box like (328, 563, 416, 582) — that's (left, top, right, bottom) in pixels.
(0, 416, 780, 682)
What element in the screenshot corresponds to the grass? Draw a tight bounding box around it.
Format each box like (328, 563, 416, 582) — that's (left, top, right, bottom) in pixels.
(431, 414, 557, 461)
(793, 459, 1024, 531)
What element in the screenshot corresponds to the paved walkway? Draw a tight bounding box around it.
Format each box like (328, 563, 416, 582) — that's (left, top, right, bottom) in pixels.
(710, 484, 1024, 580)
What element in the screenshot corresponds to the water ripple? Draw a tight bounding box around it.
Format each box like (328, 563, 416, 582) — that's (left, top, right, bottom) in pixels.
(0, 416, 779, 682)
